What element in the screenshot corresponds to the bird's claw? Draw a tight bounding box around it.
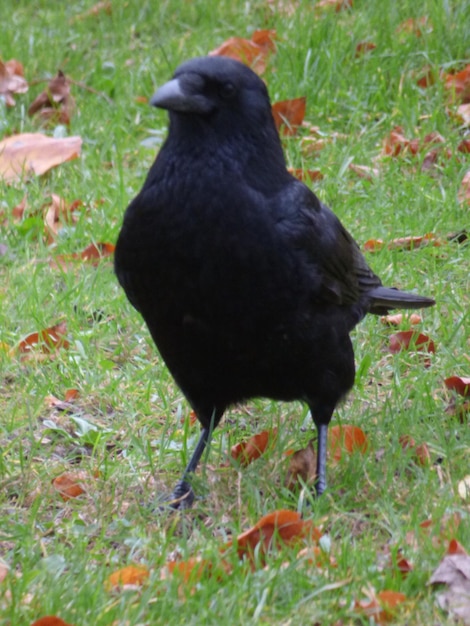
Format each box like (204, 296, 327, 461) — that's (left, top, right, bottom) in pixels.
(160, 480, 195, 511)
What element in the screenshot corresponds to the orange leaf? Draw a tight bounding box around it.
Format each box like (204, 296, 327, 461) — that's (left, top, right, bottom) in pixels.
(397, 16, 431, 37)
(229, 510, 322, 563)
(447, 539, 468, 555)
(230, 428, 277, 466)
(355, 41, 376, 57)
(65, 388, 79, 402)
(209, 30, 276, 75)
(30, 618, 74, 626)
(458, 170, 470, 205)
(356, 590, 407, 624)
(444, 376, 470, 397)
(364, 238, 384, 252)
(272, 97, 306, 135)
(315, 0, 353, 12)
(0, 133, 82, 184)
(387, 233, 441, 250)
(380, 313, 422, 326)
(329, 425, 368, 462)
(389, 330, 436, 354)
(288, 167, 323, 183)
(162, 557, 210, 584)
(52, 470, 90, 501)
(445, 64, 470, 103)
(80, 242, 115, 262)
(106, 564, 149, 589)
(16, 321, 69, 356)
(399, 436, 431, 466)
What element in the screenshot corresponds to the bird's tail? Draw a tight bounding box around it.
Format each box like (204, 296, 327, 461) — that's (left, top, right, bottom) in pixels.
(368, 286, 435, 315)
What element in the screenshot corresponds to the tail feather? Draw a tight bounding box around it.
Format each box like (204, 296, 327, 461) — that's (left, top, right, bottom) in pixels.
(368, 286, 435, 315)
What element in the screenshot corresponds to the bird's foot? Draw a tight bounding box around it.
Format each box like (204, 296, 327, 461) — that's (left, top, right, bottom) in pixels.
(313, 477, 326, 497)
(160, 480, 195, 510)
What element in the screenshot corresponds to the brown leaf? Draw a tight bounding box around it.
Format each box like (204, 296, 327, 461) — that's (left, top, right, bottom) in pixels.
(314, 0, 353, 12)
(448, 540, 469, 556)
(285, 441, 317, 490)
(72, 1, 112, 21)
(445, 376, 470, 398)
(106, 565, 149, 590)
(329, 425, 368, 462)
(429, 553, 470, 624)
(458, 170, 470, 205)
(348, 163, 379, 180)
(52, 242, 115, 271)
(31, 618, 75, 626)
(272, 97, 306, 135)
(416, 66, 438, 88)
(43, 194, 81, 244)
(389, 330, 436, 355)
(209, 30, 276, 75)
(288, 167, 323, 183)
(28, 71, 75, 125)
(445, 64, 470, 104)
(397, 16, 432, 37)
(455, 103, 470, 126)
(0, 58, 28, 107)
(52, 470, 91, 500)
(0, 562, 9, 583)
(16, 321, 69, 358)
(0, 133, 82, 184)
(355, 41, 376, 57)
(399, 435, 431, 466)
(382, 126, 444, 157)
(355, 589, 407, 624)
(380, 313, 422, 326)
(227, 509, 322, 564)
(230, 428, 277, 466)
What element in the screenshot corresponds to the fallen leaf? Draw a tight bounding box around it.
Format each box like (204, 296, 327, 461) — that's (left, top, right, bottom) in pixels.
(272, 97, 306, 135)
(382, 126, 444, 157)
(380, 313, 422, 326)
(43, 194, 82, 244)
(355, 41, 376, 57)
(355, 589, 407, 624)
(0, 133, 82, 184)
(288, 167, 324, 183)
(314, 0, 353, 12)
(28, 70, 75, 125)
(458, 170, 470, 205)
(16, 321, 69, 358)
(52, 470, 91, 500)
(71, 1, 112, 21)
(445, 376, 470, 397)
(0, 562, 9, 583)
(429, 553, 470, 624)
(455, 103, 470, 126)
(448, 540, 468, 556)
(445, 64, 470, 104)
(397, 16, 432, 37)
(349, 163, 379, 180)
(52, 242, 115, 270)
(389, 330, 435, 355)
(329, 425, 368, 462)
(106, 564, 149, 590)
(209, 30, 276, 75)
(416, 66, 438, 88)
(230, 428, 277, 466)
(30, 618, 74, 626)
(227, 510, 322, 564)
(0, 58, 28, 106)
(285, 441, 317, 490)
(399, 435, 431, 466)
(458, 477, 470, 501)
(65, 388, 79, 402)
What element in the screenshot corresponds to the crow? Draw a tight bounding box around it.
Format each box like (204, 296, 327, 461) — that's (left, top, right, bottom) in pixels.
(115, 56, 435, 509)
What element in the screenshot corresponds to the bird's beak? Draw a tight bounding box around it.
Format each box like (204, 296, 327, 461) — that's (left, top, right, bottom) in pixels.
(150, 77, 213, 114)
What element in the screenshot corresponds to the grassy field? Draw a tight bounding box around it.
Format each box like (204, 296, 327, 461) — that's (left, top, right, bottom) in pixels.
(1, 0, 469, 624)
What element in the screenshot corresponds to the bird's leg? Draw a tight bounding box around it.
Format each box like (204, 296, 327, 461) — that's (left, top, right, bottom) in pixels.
(314, 422, 328, 496)
(309, 403, 334, 497)
(166, 427, 211, 510)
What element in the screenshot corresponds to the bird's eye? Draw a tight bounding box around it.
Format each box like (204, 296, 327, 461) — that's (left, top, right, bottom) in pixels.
(218, 82, 236, 99)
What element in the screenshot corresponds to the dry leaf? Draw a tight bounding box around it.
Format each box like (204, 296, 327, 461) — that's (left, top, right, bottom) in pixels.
(389, 330, 436, 355)
(285, 441, 317, 490)
(288, 168, 324, 183)
(72, 1, 112, 21)
(30, 618, 74, 626)
(314, 0, 353, 12)
(455, 103, 470, 126)
(380, 313, 422, 326)
(52, 470, 91, 500)
(329, 424, 368, 462)
(355, 42, 376, 57)
(230, 428, 277, 466)
(52, 242, 115, 271)
(0, 58, 28, 106)
(28, 70, 75, 125)
(0, 133, 82, 184)
(458, 477, 470, 500)
(349, 163, 379, 180)
(106, 564, 149, 590)
(445, 376, 470, 397)
(458, 170, 470, 205)
(445, 64, 470, 104)
(272, 97, 306, 135)
(16, 321, 69, 358)
(209, 30, 276, 75)
(397, 16, 432, 37)
(399, 435, 431, 466)
(43, 194, 82, 244)
(429, 553, 470, 625)
(355, 589, 407, 624)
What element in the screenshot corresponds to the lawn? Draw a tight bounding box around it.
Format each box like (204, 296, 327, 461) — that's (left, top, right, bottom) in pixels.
(1, 0, 469, 624)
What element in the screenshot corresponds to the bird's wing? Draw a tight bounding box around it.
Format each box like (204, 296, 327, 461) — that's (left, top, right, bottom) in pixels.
(274, 181, 382, 306)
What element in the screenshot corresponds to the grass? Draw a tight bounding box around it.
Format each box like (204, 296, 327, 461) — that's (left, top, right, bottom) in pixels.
(1, 0, 470, 624)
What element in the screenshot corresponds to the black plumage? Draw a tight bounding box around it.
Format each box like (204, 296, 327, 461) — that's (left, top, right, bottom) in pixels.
(115, 56, 435, 508)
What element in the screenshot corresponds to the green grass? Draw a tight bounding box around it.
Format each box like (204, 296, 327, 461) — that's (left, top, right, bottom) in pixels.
(1, 0, 470, 624)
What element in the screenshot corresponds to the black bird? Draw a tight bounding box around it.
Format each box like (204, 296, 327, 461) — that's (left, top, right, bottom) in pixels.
(115, 56, 435, 508)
